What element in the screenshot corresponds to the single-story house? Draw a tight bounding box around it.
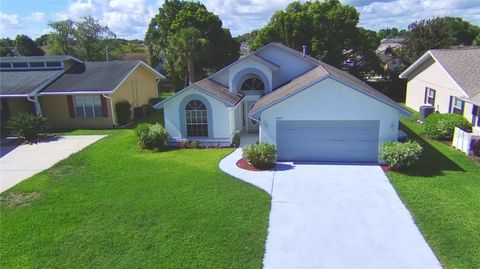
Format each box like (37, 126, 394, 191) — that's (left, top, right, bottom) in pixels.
(399, 48, 480, 132)
(376, 38, 405, 71)
(155, 42, 409, 163)
(0, 55, 164, 129)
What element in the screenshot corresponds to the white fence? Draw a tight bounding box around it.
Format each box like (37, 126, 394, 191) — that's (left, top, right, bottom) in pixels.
(452, 127, 480, 155)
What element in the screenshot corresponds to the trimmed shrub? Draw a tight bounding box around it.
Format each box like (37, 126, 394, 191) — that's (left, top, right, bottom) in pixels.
(242, 143, 276, 169)
(7, 113, 47, 143)
(472, 140, 480, 157)
(380, 141, 423, 170)
(135, 123, 168, 150)
(424, 113, 471, 140)
(115, 101, 132, 126)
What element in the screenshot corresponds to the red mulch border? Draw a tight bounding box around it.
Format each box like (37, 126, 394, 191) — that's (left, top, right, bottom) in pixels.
(236, 158, 274, 171)
(380, 164, 391, 173)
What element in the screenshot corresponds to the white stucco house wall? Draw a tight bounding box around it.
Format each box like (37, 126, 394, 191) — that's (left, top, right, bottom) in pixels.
(399, 48, 480, 133)
(155, 42, 409, 163)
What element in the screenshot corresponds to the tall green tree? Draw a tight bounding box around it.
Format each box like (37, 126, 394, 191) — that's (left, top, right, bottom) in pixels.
(377, 28, 407, 39)
(0, 38, 14, 56)
(13, 35, 44, 56)
(168, 27, 208, 85)
(46, 16, 116, 61)
(74, 16, 116, 60)
(400, 18, 451, 64)
(35, 34, 49, 47)
(145, 0, 239, 87)
(47, 19, 76, 55)
(249, 0, 360, 68)
(441, 17, 480, 46)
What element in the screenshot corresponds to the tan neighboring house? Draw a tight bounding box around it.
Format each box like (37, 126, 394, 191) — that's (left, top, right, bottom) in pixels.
(399, 48, 480, 132)
(0, 55, 164, 129)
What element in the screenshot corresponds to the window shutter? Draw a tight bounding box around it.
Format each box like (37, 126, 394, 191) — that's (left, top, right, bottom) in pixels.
(473, 105, 478, 115)
(67, 96, 75, 118)
(424, 88, 428, 104)
(448, 96, 453, 113)
(100, 95, 108, 117)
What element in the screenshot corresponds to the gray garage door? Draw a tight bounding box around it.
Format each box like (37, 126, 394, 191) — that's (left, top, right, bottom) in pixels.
(276, 120, 380, 163)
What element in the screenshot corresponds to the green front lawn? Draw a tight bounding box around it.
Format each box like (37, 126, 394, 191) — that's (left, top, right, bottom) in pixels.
(389, 112, 480, 269)
(0, 129, 270, 268)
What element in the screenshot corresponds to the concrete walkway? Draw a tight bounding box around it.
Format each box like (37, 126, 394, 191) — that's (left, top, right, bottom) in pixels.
(0, 135, 105, 193)
(219, 149, 442, 269)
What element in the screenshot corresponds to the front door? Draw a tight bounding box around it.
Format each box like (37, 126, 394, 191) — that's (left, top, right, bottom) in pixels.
(246, 101, 259, 133)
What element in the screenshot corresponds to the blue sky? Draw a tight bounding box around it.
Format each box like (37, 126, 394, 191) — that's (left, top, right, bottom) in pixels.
(1, 0, 479, 40)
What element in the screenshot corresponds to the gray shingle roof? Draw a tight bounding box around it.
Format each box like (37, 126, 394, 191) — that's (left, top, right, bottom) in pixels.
(429, 48, 480, 99)
(250, 67, 329, 115)
(0, 69, 63, 96)
(250, 45, 408, 116)
(42, 61, 140, 93)
(193, 78, 243, 106)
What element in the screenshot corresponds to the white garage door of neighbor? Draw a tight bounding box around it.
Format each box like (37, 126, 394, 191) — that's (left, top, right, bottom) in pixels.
(276, 120, 380, 163)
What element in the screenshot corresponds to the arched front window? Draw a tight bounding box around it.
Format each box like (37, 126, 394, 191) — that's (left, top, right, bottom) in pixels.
(240, 77, 264, 91)
(185, 100, 208, 137)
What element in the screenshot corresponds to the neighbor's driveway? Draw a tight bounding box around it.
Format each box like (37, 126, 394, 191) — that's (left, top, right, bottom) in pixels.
(220, 149, 442, 269)
(0, 135, 105, 193)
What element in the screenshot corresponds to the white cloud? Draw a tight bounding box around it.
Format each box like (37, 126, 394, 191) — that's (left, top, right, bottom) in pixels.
(37, 0, 480, 39)
(28, 12, 45, 22)
(357, 0, 480, 30)
(201, 0, 294, 36)
(51, 0, 156, 39)
(0, 12, 23, 35)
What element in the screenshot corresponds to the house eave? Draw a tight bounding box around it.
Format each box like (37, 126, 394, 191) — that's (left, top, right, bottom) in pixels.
(250, 75, 411, 119)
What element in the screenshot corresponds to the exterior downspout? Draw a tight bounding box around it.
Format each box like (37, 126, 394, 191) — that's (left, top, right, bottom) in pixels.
(102, 94, 116, 127)
(155, 78, 161, 97)
(27, 94, 42, 116)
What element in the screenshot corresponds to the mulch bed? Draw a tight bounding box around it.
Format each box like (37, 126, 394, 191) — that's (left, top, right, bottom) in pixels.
(380, 164, 391, 173)
(236, 158, 274, 171)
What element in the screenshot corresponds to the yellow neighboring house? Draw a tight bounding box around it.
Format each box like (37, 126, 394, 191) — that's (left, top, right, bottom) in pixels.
(0, 56, 164, 129)
(399, 48, 480, 132)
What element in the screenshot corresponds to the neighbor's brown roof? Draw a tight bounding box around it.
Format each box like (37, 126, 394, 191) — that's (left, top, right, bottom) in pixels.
(429, 48, 480, 99)
(121, 53, 148, 63)
(250, 58, 407, 116)
(193, 78, 243, 106)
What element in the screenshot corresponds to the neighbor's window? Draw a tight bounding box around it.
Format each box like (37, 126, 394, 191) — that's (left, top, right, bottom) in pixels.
(29, 62, 45, 68)
(185, 100, 208, 137)
(452, 97, 465, 115)
(12, 62, 28, 68)
(46, 61, 61, 67)
(0, 62, 11, 68)
(241, 77, 264, 91)
(74, 95, 102, 118)
(426, 87, 436, 106)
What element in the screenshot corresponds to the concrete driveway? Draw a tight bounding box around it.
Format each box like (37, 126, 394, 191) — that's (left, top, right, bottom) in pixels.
(0, 135, 105, 193)
(220, 149, 442, 269)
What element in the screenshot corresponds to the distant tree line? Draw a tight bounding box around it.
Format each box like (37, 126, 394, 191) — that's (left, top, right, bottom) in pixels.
(1, 0, 479, 96)
(0, 16, 146, 61)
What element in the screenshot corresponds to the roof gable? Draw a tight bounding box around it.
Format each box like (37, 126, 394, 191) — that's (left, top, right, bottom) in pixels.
(400, 48, 480, 98)
(250, 61, 409, 117)
(154, 78, 243, 109)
